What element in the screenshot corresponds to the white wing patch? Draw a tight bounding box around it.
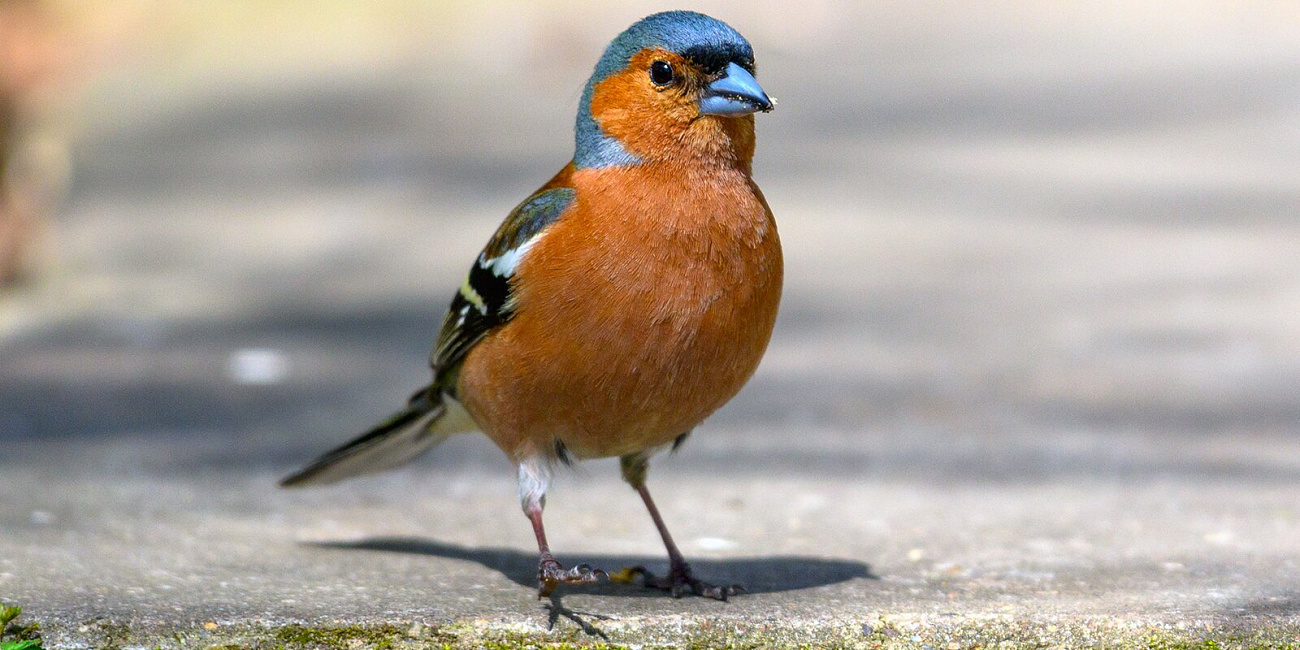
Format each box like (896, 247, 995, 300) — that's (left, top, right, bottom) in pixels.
(431, 186, 573, 385)
(481, 235, 542, 279)
(456, 235, 545, 318)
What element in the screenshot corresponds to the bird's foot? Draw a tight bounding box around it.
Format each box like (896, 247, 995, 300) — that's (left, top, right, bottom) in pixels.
(612, 563, 745, 601)
(537, 552, 606, 598)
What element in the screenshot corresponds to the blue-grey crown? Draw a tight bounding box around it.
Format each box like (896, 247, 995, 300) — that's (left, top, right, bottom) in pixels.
(573, 11, 756, 169)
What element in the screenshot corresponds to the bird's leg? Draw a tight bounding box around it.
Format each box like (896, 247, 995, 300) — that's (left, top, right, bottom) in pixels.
(616, 453, 744, 600)
(519, 456, 604, 598)
(527, 506, 602, 597)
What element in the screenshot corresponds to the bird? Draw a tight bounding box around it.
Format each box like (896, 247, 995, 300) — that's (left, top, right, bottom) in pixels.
(281, 10, 781, 601)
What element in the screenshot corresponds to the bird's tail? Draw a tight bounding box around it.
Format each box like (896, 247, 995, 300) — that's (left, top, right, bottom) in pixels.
(279, 387, 470, 488)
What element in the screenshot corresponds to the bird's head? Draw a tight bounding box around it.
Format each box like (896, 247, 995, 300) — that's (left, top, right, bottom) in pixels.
(574, 11, 773, 170)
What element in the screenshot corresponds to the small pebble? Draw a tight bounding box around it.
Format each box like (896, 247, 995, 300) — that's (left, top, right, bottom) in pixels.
(227, 348, 289, 385)
(695, 537, 737, 550)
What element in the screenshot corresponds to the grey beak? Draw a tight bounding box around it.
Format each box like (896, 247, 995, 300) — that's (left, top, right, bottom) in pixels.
(699, 62, 773, 116)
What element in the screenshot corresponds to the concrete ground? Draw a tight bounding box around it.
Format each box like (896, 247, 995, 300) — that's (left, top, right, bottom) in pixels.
(1, 2, 1299, 647)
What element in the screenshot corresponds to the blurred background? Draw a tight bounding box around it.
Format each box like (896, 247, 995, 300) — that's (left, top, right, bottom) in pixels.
(2, 0, 1300, 626)
(3, 0, 1295, 450)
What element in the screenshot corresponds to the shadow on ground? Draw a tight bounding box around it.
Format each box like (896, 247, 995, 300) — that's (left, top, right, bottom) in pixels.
(312, 537, 875, 596)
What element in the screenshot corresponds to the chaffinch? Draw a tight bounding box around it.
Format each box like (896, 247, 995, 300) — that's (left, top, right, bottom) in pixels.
(283, 10, 781, 600)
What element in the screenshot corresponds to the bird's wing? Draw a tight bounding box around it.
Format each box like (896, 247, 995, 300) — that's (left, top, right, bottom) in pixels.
(431, 185, 576, 392)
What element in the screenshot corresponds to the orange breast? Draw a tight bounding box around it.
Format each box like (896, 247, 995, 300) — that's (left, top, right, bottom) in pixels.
(457, 163, 783, 461)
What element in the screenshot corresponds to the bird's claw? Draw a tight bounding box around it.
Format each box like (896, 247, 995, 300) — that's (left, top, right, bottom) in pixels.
(537, 554, 607, 598)
(617, 564, 745, 601)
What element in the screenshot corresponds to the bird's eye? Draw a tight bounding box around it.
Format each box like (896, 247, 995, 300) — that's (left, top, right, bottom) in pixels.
(649, 60, 674, 86)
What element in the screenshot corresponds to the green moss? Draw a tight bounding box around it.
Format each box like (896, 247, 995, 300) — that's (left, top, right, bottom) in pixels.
(0, 605, 21, 635)
(1142, 636, 1299, 650)
(436, 624, 617, 649)
(0, 603, 42, 650)
(9, 615, 1300, 650)
(259, 622, 632, 649)
(272, 623, 416, 650)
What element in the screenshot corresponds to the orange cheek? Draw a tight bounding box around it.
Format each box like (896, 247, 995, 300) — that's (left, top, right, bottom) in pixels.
(589, 68, 695, 160)
(587, 59, 757, 167)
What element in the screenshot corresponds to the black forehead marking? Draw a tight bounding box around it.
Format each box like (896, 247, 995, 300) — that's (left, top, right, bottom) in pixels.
(680, 43, 755, 76)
